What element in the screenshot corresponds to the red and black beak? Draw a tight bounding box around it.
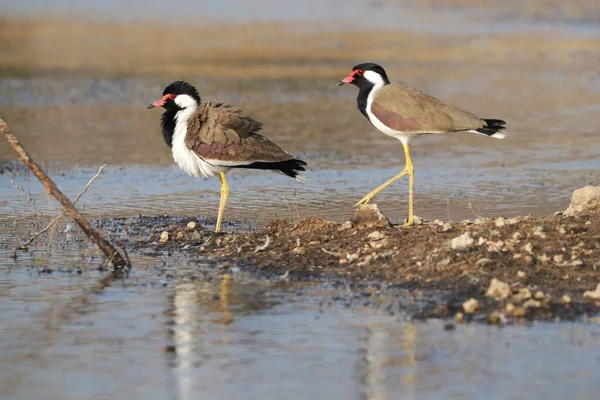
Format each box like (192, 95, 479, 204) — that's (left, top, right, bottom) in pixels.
(147, 93, 175, 109)
(336, 70, 360, 86)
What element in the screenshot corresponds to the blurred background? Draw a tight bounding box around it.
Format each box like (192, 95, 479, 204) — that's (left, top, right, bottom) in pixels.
(0, 0, 599, 222)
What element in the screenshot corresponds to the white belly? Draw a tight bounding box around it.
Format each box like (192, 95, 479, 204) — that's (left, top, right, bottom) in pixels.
(172, 109, 230, 178)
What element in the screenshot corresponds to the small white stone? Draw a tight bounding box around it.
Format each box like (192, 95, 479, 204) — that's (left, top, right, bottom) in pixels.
(463, 298, 479, 314)
(583, 283, 600, 300)
(339, 221, 353, 231)
(534, 290, 545, 300)
(159, 231, 170, 243)
(449, 232, 474, 250)
(560, 295, 572, 304)
(486, 278, 511, 299)
(523, 299, 542, 309)
(512, 232, 522, 240)
(495, 217, 507, 227)
(522, 242, 533, 253)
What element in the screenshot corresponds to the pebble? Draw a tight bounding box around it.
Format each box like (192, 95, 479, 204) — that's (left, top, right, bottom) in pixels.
(367, 231, 385, 240)
(159, 231, 170, 243)
(412, 215, 425, 226)
(339, 221, 353, 231)
(190, 231, 202, 240)
(444, 323, 456, 331)
(522, 242, 533, 253)
(506, 303, 526, 317)
(442, 222, 453, 232)
(495, 217, 506, 227)
(523, 299, 542, 309)
(553, 254, 564, 263)
(449, 232, 474, 250)
(560, 295, 572, 304)
(454, 312, 464, 324)
(517, 270, 527, 278)
(512, 232, 522, 240)
(186, 221, 197, 229)
(367, 231, 388, 249)
(175, 231, 184, 239)
(583, 283, 600, 300)
(463, 298, 479, 313)
(487, 240, 504, 252)
(534, 290, 545, 300)
(486, 278, 511, 299)
(557, 226, 566, 234)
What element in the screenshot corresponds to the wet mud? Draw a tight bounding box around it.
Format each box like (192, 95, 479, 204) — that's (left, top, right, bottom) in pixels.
(107, 196, 600, 325)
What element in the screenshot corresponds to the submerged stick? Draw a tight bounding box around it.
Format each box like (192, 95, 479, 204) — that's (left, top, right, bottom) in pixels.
(0, 116, 130, 270)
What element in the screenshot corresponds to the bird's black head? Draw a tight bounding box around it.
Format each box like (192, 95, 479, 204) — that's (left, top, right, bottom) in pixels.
(147, 81, 201, 110)
(336, 62, 391, 90)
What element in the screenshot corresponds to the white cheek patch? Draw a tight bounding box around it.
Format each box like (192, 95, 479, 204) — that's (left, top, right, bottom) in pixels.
(363, 70, 385, 86)
(174, 94, 198, 109)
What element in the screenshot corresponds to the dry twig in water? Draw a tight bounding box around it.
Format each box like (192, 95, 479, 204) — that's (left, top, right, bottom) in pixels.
(16, 164, 107, 251)
(1, 116, 130, 270)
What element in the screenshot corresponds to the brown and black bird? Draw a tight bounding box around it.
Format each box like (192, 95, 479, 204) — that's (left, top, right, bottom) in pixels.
(337, 63, 506, 226)
(148, 81, 306, 232)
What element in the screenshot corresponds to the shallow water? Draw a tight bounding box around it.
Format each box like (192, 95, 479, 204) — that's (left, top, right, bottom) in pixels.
(2, 262, 600, 400)
(1, 1, 600, 398)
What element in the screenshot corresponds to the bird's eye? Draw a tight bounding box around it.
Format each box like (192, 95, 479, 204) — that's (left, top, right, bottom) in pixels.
(357, 69, 365, 76)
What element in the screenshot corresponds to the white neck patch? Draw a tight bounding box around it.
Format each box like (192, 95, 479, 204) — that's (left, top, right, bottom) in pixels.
(363, 70, 386, 87)
(174, 94, 199, 110)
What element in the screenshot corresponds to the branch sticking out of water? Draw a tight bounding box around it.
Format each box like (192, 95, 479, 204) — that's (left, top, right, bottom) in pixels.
(16, 164, 107, 252)
(0, 116, 130, 271)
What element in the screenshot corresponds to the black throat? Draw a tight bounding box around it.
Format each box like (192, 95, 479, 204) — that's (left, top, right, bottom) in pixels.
(356, 85, 373, 121)
(160, 108, 179, 148)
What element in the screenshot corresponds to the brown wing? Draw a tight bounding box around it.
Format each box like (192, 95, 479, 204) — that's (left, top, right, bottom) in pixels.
(371, 84, 485, 133)
(186, 102, 295, 164)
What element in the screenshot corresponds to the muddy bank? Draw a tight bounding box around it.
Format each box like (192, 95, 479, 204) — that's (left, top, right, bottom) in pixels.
(112, 187, 600, 325)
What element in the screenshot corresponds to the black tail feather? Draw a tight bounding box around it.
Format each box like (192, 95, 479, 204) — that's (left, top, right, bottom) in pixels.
(476, 118, 507, 136)
(233, 158, 307, 179)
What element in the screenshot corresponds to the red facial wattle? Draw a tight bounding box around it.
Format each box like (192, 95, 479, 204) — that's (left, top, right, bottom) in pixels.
(147, 93, 177, 109)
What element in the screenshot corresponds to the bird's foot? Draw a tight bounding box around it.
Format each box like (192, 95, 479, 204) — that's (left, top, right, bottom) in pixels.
(402, 217, 414, 228)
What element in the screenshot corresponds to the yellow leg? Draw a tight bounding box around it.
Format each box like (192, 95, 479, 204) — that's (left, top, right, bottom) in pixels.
(215, 172, 229, 233)
(354, 168, 409, 207)
(403, 142, 415, 227)
(354, 141, 415, 227)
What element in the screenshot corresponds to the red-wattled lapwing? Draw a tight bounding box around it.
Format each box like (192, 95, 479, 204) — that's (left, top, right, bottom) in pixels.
(148, 81, 306, 232)
(337, 63, 506, 226)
